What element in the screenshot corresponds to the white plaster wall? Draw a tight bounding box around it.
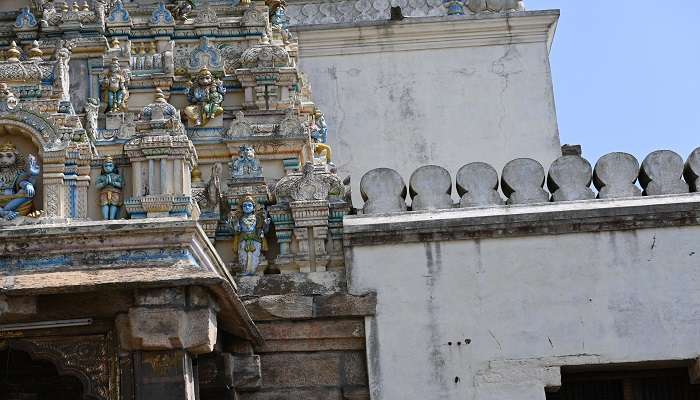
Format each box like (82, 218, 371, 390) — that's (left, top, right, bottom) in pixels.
(349, 227, 700, 399)
(297, 14, 562, 206)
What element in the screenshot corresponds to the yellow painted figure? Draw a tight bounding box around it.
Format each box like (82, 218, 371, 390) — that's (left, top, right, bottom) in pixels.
(184, 67, 226, 126)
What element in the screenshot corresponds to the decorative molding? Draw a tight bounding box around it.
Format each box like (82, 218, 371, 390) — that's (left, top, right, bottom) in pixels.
(294, 10, 558, 57)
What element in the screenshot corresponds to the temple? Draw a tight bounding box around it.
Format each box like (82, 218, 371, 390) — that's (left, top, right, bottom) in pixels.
(1, 1, 700, 400)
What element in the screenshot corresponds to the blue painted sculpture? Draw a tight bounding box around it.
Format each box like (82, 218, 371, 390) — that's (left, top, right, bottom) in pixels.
(95, 156, 123, 220)
(101, 58, 129, 113)
(184, 66, 225, 126)
(0, 142, 39, 221)
(230, 195, 270, 275)
(311, 109, 331, 163)
(232, 145, 263, 178)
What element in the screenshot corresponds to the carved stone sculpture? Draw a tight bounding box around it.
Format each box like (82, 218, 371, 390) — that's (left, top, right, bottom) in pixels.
(232, 145, 263, 178)
(409, 165, 453, 211)
(639, 150, 689, 196)
(456, 162, 504, 207)
(547, 155, 595, 202)
(229, 195, 270, 275)
(311, 109, 332, 163)
(360, 168, 407, 214)
(0, 142, 40, 220)
(593, 152, 642, 199)
(184, 66, 225, 127)
(100, 57, 129, 113)
(84, 97, 99, 154)
(501, 158, 549, 205)
(95, 156, 123, 220)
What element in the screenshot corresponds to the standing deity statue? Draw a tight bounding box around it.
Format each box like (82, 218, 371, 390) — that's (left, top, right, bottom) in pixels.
(184, 66, 226, 127)
(232, 145, 263, 178)
(229, 195, 270, 275)
(95, 156, 123, 220)
(84, 98, 100, 154)
(311, 109, 332, 163)
(0, 142, 40, 221)
(100, 57, 130, 113)
(266, 0, 291, 43)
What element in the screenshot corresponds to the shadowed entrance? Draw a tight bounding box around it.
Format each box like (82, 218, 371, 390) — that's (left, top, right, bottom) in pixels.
(0, 348, 85, 400)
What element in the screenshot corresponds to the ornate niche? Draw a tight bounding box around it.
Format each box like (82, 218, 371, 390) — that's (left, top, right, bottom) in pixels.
(2, 334, 117, 400)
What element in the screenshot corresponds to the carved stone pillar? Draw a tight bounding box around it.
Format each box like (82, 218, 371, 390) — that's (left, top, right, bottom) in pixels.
(42, 149, 67, 218)
(290, 199, 330, 272)
(124, 90, 198, 219)
(134, 350, 197, 400)
(117, 286, 219, 400)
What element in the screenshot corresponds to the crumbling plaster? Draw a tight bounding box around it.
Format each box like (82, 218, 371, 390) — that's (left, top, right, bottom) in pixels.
(349, 223, 700, 399)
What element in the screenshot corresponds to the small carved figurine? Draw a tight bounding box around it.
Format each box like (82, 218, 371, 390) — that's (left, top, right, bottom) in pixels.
(184, 66, 225, 126)
(95, 156, 123, 220)
(232, 144, 263, 178)
(229, 195, 270, 275)
(0, 142, 40, 221)
(171, 0, 195, 21)
(100, 57, 130, 113)
(84, 97, 99, 154)
(267, 0, 292, 43)
(311, 109, 332, 163)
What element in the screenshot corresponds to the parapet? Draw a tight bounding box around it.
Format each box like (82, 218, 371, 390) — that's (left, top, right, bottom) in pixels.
(348, 148, 700, 245)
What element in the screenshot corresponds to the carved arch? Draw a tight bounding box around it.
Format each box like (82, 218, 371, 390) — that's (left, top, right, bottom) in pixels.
(0, 108, 60, 153)
(7, 335, 113, 400)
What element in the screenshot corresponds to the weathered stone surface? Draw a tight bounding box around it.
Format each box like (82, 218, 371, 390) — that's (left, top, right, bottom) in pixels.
(135, 350, 197, 400)
(546, 155, 595, 201)
(360, 168, 407, 214)
(257, 319, 365, 341)
(135, 287, 186, 306)
(239, 388, 343, 400)
(314, 293, 377, 318)
(118, 306, 217, 355)
(258, 351, 367, 388)
(233, 354, 263, 390)
(410, 165, 453, 211)
(684, 147, 700, 192)
(593, 152, 642, 199)
(456, 162, 504, 207)
(245, 295, 314, 321)
(344, 194, 700, 246)
(501, 158, 549, 205)
(639, 150, 689, 195)
(198, 352, 234, 389)
(0, 295, 36, 318)
(237, 271, 346, 297)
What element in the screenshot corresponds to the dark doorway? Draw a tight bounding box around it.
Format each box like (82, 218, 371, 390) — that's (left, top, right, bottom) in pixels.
(0, 348, 85, 400)
(547, 367, 700, 400)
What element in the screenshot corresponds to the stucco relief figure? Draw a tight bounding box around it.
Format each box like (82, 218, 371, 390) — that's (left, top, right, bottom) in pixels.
(0, 142, 40, 221)
(184, 67, 225, 126)
(171, 0, 195, 21)
(311, 109, 332, 163)
(84, 98, 99, 154)
(95, 156, 123, 220)
(232, 145, 263, 178)
(229, 195, 270, 275)
(101, 58, 129, 113)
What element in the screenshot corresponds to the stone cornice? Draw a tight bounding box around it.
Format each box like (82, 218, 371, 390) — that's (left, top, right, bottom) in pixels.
(0, 218, 263, 344)
(343, 193, 700, 247)
(294, 10, 559, 57)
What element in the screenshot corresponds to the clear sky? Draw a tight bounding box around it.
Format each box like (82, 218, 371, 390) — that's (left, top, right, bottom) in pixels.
(528, 0, 700, 165)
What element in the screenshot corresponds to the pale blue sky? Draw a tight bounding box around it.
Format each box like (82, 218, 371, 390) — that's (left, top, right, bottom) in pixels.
(528, 0, 700, 165)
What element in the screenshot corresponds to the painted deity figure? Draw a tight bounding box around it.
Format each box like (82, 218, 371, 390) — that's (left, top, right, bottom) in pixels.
(100, 58, 129, 113)
(230, 195, 270, 275)
(232, 145, 263, 178)
(311, 110, 332, 163)
(184, 67, 225, 127)
(0, 142, 40, 221)
(95, 156, 123, 220)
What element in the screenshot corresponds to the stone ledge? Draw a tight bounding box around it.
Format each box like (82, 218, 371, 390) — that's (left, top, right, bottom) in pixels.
(344, 193, 700, 246)
(294, 10, 558, 57)
(244, 293, 377, 321)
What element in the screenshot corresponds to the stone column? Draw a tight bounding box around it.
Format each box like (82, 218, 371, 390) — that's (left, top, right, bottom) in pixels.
(290, 200, 330, 272)
(117, 286, 219, 400)
(42, 149, 67, 218)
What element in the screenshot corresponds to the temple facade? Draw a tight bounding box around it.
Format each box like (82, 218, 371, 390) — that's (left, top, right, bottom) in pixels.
(1, 1, 700, 400)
